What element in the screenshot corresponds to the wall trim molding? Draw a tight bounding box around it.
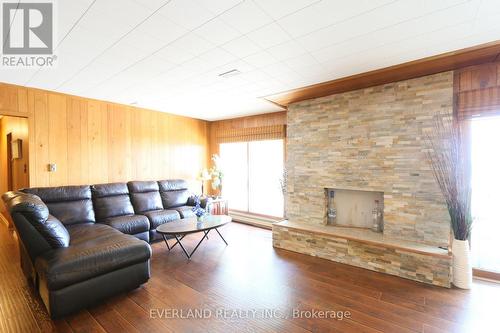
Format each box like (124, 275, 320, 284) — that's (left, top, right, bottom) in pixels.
(265, 40, 500, 107)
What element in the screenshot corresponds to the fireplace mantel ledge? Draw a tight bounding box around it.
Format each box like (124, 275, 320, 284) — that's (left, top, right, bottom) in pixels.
(273, 221, 450, 259)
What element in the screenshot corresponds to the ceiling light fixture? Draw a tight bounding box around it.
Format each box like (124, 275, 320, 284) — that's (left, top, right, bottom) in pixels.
(218, 69, 241, 78)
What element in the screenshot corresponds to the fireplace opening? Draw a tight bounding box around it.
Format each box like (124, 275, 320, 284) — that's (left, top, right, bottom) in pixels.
(325, 188, 384, 232)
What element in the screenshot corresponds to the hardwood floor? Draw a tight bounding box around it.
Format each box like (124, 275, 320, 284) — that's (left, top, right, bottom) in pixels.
(0, 222, 498, 333)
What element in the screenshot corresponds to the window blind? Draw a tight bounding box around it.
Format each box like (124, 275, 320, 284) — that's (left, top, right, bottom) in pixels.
(214, 125, 286, 143)
(456, 86, 500, 120)
(455, 62, 500, 120)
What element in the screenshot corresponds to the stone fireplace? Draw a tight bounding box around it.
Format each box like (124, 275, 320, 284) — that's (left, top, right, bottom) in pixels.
(273, 72, 454, 287)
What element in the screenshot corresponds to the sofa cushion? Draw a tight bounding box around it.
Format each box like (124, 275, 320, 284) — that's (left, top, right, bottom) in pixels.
(128, 180, 159, 193)
(158, 179, 189, 191)
(158, 179, 190, 208)
(128, 181, 163, 214)
(91, 183, 134, 220)
(173, 206, 196, 218)
(23, 186, 95, 225)
(35, 223, 151, 290)
(102, 215, 149, 235)
(143, 209, 180, 229)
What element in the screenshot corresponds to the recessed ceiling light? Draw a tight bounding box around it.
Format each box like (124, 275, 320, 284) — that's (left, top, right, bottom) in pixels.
(218, 69, 241, 78)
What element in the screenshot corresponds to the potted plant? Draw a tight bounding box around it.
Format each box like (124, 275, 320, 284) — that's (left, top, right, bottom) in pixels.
(209, 154, 223, 198)
(425, 115, 473, 289)
(191, 195, 207, 222)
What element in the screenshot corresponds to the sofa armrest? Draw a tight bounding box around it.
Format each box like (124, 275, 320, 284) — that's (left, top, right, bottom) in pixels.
(2, 191, 70, 248)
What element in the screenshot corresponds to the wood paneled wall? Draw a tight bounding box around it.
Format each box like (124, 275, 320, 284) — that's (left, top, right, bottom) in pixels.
(0, 83, 209, 190)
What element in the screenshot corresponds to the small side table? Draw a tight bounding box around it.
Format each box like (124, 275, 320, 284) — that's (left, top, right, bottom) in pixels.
(209, 198, 228, 215)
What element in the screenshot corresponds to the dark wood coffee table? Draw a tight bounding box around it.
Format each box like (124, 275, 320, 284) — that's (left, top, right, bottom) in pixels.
(156, 215, 231, 259)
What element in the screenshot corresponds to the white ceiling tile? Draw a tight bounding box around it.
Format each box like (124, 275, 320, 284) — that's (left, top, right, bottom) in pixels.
(158, 0, 216, 30)
(198, 48, 237, 68)
(194, 19, 240, 45)
(61, 63, 121, 93)
(27, 57, 87, 89)
(220, 1, 272, 34)
(242, 50, 278, 68)
(278, 0, 394, 38)
(267, 40, 307, 61)
(247, 23, 290, 49)
(155, 46, 195, 65)
(238, 70, 273, 84)
(56, 25, 112, 58)
(121, 30, 166, 55)
(56, 0, 95, 46)
(133, 15, 188, 43)
(76, 9, 131, 43)
(0, 68, 40, 86)
(222, 36, 261, 58)
(296, 0, 473, 52)
(155, 34, 214, 63)
(195, 0, 244, 16)
(284, 53, 320, 68)
(178, 58, 216, 75)
(132, 0, 171, 11)
(310, 1, 480, 64)
(3, 0, 499, 120)
(118, 56, 176, 81)
(98, 40, 149, 67)
(90, 0, 154, 29)
(254, 0, 319, 20)
(473, 10, 500, 32)
(214, 60, 256, 75)
(261, 62, 301, 81)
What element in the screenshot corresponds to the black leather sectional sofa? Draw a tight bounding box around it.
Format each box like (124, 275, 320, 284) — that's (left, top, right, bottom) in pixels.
(1, 179, 209, 318)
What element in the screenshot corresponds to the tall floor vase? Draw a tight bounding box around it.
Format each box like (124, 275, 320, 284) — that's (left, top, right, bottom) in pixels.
(452, 239, 472, 289)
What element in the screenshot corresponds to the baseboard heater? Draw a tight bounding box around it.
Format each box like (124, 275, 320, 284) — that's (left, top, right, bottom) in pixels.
(229, 210, 281, 229)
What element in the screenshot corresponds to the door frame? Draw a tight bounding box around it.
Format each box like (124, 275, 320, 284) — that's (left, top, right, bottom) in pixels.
(0, 110, 32, 188)
(6, 132, 13, 191)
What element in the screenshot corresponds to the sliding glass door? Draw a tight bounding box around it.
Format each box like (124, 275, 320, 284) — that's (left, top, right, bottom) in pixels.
(219, 139, 284, 218)
(471, 117, 500, 273)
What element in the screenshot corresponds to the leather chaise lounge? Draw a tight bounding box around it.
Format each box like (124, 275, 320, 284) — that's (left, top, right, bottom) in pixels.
(1, 179, 209, 318)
